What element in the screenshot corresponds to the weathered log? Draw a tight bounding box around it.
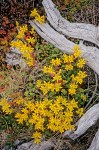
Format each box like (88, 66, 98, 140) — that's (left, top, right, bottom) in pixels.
(16, 140, 55, 150)
(42, 0, 99, 47)
(29, 21, 99, 75)
(87, 129, 99, 150)
(29, 0, 99, 75)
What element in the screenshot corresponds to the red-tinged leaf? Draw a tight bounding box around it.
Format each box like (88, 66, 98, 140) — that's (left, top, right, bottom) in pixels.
(11, 27, 17, 32)
(58, 80, 63, 83)
(3, 16, 8, 21)
(26, 32, 30, 36)
(50, 73, 55, 78)
(9, 23, 14, 28)
(0, 87, 5, 93)
(2, 22, 6, 27)
(7, 65, 12, 70)
(0, 30, 6, 34)
(55, 66, 59, 71)
(31, 43, 35, 47)
(0, 75, 4, 81)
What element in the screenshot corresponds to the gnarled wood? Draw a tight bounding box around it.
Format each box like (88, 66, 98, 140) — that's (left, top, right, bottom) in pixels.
(87, 129, 99, 150)
(29, 0, 99, 75)
(16, 140, 55, 150)
(29, 21, 99, 75)
(42, 0, 99, 47)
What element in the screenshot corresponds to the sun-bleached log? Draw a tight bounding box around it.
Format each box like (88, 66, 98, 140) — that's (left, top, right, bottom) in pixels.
(87, 129, 99, 150)
(29, 21, 99, 75)
(42, 0, 99, 47)
(16, 140, 55, 150)
(29, 0, 99, 75)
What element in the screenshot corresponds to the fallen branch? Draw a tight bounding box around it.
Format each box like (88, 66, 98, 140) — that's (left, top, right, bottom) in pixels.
(29, 21, 99, 75)
(42, 0, 99, 47)
(87, 129, 99, 150)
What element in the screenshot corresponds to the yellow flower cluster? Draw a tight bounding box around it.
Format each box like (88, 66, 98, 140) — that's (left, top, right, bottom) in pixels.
(43, 66, 55, 75)
(11, 24, 36, 66)
(0, 96, 83, 144)
(37, 80, 62, 95)
(0, 99, 13, 114)
(77, 58, 86, 68)
(0, 45, 87, 144)
(37, 45, 87, 96)
(30, 8, 45, 24)
(68, 70, 87, 95)
(62, 45, 85, 71)
(51, 58, 61, 66)
(73, 45, 81, 58)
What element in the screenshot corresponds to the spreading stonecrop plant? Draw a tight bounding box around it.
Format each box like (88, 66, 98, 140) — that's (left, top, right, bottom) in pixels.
(0, 45, 87, 144)
(10, 8, 45, 67)
(10, 23, 36, 67)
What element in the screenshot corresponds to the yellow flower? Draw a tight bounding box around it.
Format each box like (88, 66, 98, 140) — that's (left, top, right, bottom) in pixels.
(76, 108, 84, 116)
(26, 37, 35, 44)
(68, 55, 74, 63)
(36, 80, 42, 88)
(51, 58, 61, 66)
(25, 101, 35, 111)
(68, 83, 78, 95)
(70, 99, 78, 108)
(78, 71, 87, 79)
(65, 64, 73, 71)
(42, 66, 55, 74)
(30, 8, 38, 17)
(68, 88, 76, 95)
(19, 25, 28, 33)
(15, 112, 28, 124)
(69, 83, 78, 89)
(52, 71, 62, 82)
(10, 25, 35, 67)
(14, 97, 24, 105)
(73, 45, 80, 51)
(81, 94, 86, 101)
(32, 131, 42, 144)
(63, 54, 68, 63)
(16, 21, 19, 28)
(71, 71, 87, 84)
(0, 99, 12, 114)
(54, 82, 62, 92)
(73, 76, 83, 84)
(35, 15, 45, 24)
(30, 9, 45, 24)
(77, 58, 86, 68)
(73, 45, 81, 58)
(30, 27, 35, 34)
(21, 108, 29, 114)
(16, 31, 24, 39)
